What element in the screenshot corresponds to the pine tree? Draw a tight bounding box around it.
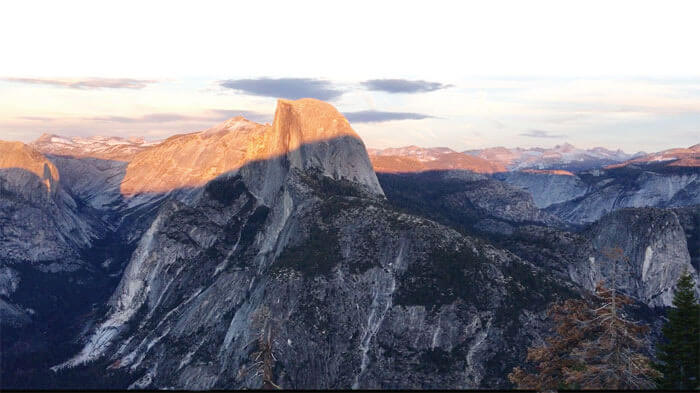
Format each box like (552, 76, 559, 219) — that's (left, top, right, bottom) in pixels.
(562, 282, 660, 389)
(655, 272, 700, 390)
(508, 298, 594, 392)
(510, 247, 660, 390)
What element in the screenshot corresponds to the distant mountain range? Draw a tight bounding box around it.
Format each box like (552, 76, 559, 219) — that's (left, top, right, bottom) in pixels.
(366, 142, 699, 174)
(31, 133, 157, 161)
(606, 144, 700, 169)
(464, 143, 645, 171)
(29, 133, 697, 175)
(367, 146, 505, 174)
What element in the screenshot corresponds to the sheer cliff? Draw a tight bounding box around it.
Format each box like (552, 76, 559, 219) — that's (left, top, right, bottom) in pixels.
(53, 100, 576, 389)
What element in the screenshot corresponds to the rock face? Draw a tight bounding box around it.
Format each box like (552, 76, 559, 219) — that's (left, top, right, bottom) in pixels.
(1, 99, 697, 389)
(572, 208, 699, 307)
(121, 99, 382, 198)
(53, 100, 577, 389)
(490, 207, 699, 309)
(0, 141, 60, 197)
(0, 142, 99, 261)
(547, 169, 699, 225)
(0, 142, 142, 388)
(498, 170, 589, 209)
(500, 166, 700, 225)
(376, 167, 699, 309)
(377, 171, 561, 236)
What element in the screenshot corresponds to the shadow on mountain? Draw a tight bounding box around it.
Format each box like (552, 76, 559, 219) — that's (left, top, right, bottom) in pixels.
(3, 134, 692, 389)
(0, 134, 383, 388)
(0, 164, 141, 389)
(375, 169, 568, 238)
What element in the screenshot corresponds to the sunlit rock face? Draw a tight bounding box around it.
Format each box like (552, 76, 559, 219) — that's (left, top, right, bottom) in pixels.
(0, 140, 111, 352)
(0, 141, 99, 261)
(120, 99, 383, 198)
(606, 143, 700, 169)
(58, 99, 577, 390)
(2, 97, 696, 389)
(0, 141, 60, 197)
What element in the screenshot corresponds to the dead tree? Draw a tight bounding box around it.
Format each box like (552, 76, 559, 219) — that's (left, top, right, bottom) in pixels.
(244, 306, 282, 390)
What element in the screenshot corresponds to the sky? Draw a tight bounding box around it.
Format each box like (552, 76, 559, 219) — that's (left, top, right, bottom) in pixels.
(1, 1, 699, 153)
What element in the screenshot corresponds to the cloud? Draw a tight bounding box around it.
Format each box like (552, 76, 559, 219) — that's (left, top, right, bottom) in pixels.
(2, 77, 158, 89)
(344, 110, 432, 123)
(519, 129, 565, 138)
(219, 78, 343, 100)
(87, 109, 271, 124)
(362, 79, 451, 93)
(17, 116, 56, 121)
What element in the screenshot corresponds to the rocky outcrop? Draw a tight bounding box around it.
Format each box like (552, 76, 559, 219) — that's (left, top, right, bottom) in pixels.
(1, 141, 60, 197)
(500, 166, 700, 225)
(0, 142, 133, 387)
(59, 169, 574, 390)
(498, 208, 699, 309)
(43, 155, 128, 212)
(2, 100, 695, 389)
(546, 169, 699, 225)
(0, 142, 100, 262)
(573, 208, 699, 307)
(498, 170, 588, 208)
(55, 100, 577, 390)
(120, 99, 382, 198)
(377, 170, 561, 236)
(672, 206, 700, 271)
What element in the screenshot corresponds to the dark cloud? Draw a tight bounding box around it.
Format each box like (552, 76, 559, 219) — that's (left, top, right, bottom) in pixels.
(519, 129, 565, 138)
(362, 79, 451, 93)
(219, 78, 343, 101)
(344, 110, 432, 123)
(2, 77, 158, 89)
(86, 109, 271, 124)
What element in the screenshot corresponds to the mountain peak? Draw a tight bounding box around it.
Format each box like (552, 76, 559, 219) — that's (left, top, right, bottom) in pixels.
(0, 141, 60, 193)
(120, 98, 383, 197)
(268, 98, 382, 195)
(271, 98, 360, 150)
(202, 116, 260, 138)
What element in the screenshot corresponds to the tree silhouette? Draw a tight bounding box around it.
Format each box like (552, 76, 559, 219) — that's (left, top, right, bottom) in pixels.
(239, 306, 282, 390)
(654, 271, 700, 390)
(508, 298, 594, 392)
(562, 282, 660, 389)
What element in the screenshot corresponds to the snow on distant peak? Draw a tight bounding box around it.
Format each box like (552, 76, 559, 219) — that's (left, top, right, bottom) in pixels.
(31, 134, 159, 161)
(467, 144, 637, 171)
